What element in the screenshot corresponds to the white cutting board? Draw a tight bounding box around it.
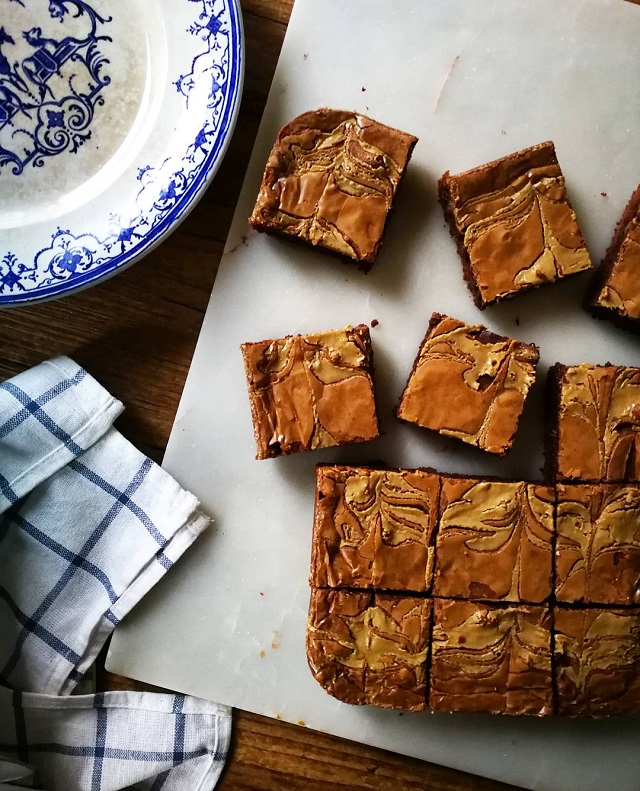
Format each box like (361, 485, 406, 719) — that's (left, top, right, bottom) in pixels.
(107, 1, 640, 788)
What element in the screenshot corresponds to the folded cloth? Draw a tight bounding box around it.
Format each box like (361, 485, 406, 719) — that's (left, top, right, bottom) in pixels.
(0, 687, 231, 791)
(0, 358, 211, 694)
(0, 423, 211, 695)
(0, 358, 124, 515)
(0, 358, 229, 791)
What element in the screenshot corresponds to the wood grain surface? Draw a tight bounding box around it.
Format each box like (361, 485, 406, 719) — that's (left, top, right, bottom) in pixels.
(6, 1, 636, 789)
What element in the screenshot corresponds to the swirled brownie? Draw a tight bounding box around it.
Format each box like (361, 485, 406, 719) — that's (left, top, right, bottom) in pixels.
(397, 314, 539, 456)
(306, 588, 431, 711)
(546, 363, 640, 482)
(555, 483, 640, 605)
(439, 141, 592, 307)
(310, 465, 440, 592)
(433, 478, 554, 603)
(249, 109, 418, 269)
(241, 325, 378, 459)
(588, 183, 640, 332)
(307, 465, 640, 716)
(554, 607, 640, 717)
(429, 599, 553, 716)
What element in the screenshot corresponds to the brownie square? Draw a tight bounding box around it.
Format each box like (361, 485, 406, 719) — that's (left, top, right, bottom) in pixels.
(547, 363, 640, 482)
(554, 606, 640, 716)
(429, 599, 553, 716)
(555, 483, 640, 605)
(249, 109, 418, 269)
(397, 313, 539, 456)
(310, 465, 440, 592)
(433, 478, 554, 603)
(306, 588, 430, 711)
(241, 325, 378, 459)
(589, 183, 640, 331)
(439, 141, 592, 308)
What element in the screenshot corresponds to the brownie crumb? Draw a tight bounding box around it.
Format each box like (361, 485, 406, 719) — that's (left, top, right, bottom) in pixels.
(371, 319, 379, 327)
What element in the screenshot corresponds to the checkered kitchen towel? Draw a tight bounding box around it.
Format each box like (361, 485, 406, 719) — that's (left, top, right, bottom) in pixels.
(0, 357, 230, 789)
(0, 356, 123, 514)
(0, 688, 231, 791)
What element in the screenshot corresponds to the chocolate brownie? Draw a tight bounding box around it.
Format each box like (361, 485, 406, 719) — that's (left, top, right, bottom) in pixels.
(588, 183, 640, 332)
(429, 599, 553, 716)
(310, 465, 440, 592)
(306, 588, 431, 711)
(546, 363, 640, 482)
(241, 325, 378, 459)
(397, 313, 539, 455)
(433, 478, 554, 603)
(249, 109, 417, 269)
(555, 483, 640, 605)
(554, 606, 640, 716)
(439, 141, 592, 307)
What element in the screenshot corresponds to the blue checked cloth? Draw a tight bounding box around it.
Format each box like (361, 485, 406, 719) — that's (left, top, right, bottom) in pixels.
(0, 358, 231, 790)
(0, 688, 230, 791)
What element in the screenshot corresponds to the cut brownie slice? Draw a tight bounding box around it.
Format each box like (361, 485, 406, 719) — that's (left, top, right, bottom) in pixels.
(555, 483, 640, 605)
(554, 606, 640, 717)
(249, 109, 418, 270)
(588, 183, 640, 332)
(429, 599, 553, 716)
(439, 141, 592, 308)
(306, 588, 430, 711)
(241, 325, 378, 460)
(397, 313, 539, 455)
(433, 478, 554, 603)
(546, 363, 640, 482)
(310, 465, 440, 592)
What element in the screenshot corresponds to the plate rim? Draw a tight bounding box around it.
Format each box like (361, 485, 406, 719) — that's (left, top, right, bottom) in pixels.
(0, 0, 245, 308)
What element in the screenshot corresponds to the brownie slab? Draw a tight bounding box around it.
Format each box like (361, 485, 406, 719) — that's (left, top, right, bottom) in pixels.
(439, 141, 592, 308)
(589, 183, 640, 331)
(306, 588, 430, 711)
(429, 599, 553, 716)
(433, 478, 554, 603)
(397, 313, 538, 455)
(241, 325, 378, 459)
(547, 363, 640, 482)
(556, 483, 640, 605)
(554, 607, 640, 716)
(310, 465, 440, 592)
(249, 109, 417, 269)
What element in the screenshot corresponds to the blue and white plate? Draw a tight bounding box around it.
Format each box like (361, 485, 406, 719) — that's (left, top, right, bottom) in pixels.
(0, 0, 243, 306)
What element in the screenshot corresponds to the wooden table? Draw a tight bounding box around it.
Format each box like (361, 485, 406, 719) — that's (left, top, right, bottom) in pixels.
(0, 1, 546, 788)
